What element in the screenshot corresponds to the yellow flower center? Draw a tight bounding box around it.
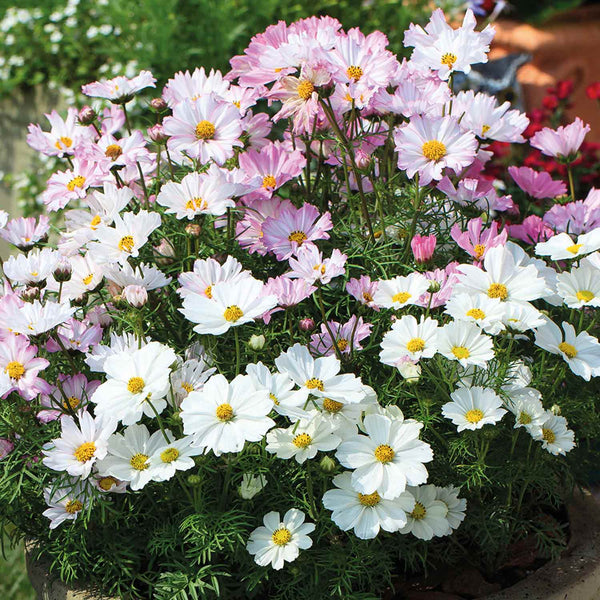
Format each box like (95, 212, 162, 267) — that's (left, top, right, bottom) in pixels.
(336, 338, 349, 352)
(297, 79, 315, 100)
(346, 65, 363, 81)
(5, 361, 25, 380)
(542, 428, 556, 444)
(406, 337, 426, 353)
(195, 120, 215, 140)
(262, 174, 277, 189)
(130, 453, 150, 471)
(118, 235, 135, 253)
(63, 396, 81, 410)
(224, 305, 244, 322)
(82, 274, 94, 286)
(90, 214, 102, 229)
(358, 491, 381, 507)
(272, 528, 292, 546)
(216, 403, 234, 422)
(363, 292, 373, 303)
(374, 444, 395, 463)
(481, 124, 491, 136)
(441, 52, 457, 69)
(566, 244, 582, 255)
(392, 291, 411, 304)
(288, 230, 307, 244)
(474, 244, 486, 259)
(558, 341, 577, 358)
(465, 409, 484, 423)
(98, 476, 118, 491)
(323, 398, 343, 413)
(160, 447, 180, 463)
(292, 433, 312, 448)
(466, 308, 486, 320)
(127, 377, 145, 394)
(422, 140, 447, 162)
(305, 378, 324, 391)
(487, 283, 508, 300)
(204, 285, 212, 298)
(105, 144, 123, 160)
(67, 175, 86, 192)
(451, 346, 470, 360)
(270, 392, 280, 405)
(74, 442, 96, 462)
(55, 136, 73, 150)
(181, 382, 194, 394)
(410, 501, 427, 520)
(65, 500, 83, 514)
(518, 412, 532, 425)
(576, 290, 594, 303)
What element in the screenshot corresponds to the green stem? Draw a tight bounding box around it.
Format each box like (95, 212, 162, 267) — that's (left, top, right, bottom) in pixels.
(567, 164, 576, 200)
(234, 327, 241, 375)
(316, 284, 344, 363)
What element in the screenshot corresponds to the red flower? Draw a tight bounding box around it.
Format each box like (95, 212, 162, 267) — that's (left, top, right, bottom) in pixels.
(586, 82, 600, 100)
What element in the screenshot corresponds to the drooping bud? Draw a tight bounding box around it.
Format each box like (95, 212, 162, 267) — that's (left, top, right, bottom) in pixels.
(123, 285, 148, 308)
(248, 334, 266, 351)
(299, 317, 315, 332)
(147, 123, 168, 144)
(319, 455, 336, 474)
(78, 105, 97, 125)
(150, 97, 168, 112)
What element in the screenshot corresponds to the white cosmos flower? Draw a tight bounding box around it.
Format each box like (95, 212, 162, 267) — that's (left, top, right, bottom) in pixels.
(275, 343, 368, 404)
(169, 357, 216, 407)
(178, 255, 251, 299)
(43, 482, 87, 529)
(444, 293, 506, 335)
(435, 485, 467, 535)
(505, 387, 545, 435)
(502, 302, 545, 333)
(556, 262, 600, 308)
(534, 318, 600, 381)
(245, 361, 309, 419)
(534, 412, 575, 455)
(145, 431, 201, 481)
(372, 272, 430, 309)
(266, 414, 341, 463)
(42, 411, 116, 479)
(88, 210, 161, 265)
(181, 373, 274, 456)
(336, 414, 433, 500)
(59, 253, 104, 299)
(85, 332, 147, 372)
(96, 424, 156, 490)
(535, 230, 600, 261)
(3, 247, 60, 285)
(247, 508, 315, 570)
(5, 300, 76, 336)
(502, 360, 533, 391)
(400, 484, 451, 540)
(437, 321, 495, 367)
(179, 277, 277, 335)
(379, 315, 439, 366)
(455, 245, 549, 305)
(239, 473, 267, 500)
(104, 261, 171, 290)
(91, 341, 177, 425)
(441, 386, 506, 432)
(323, 471, 415, 539)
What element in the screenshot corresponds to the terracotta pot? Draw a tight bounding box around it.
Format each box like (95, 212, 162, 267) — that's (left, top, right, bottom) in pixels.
(24, 490, 600, 600)
(491, 6, 600, 142)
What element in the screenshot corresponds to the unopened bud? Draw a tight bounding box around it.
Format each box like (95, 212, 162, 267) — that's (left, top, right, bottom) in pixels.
(355, 150, 371, 170)
(153, 238, 176, 265)
(239, 473, 267, 499)
(248, 334, 265, 351)
(550, 404, 562, 415)
(185, 224, 202, 237)
(319, 455, 336, 474)
(0, 438, 14, 459)
(187, 474, 202, 486)
(299, 317, 315, 332)
(78, 105, 97, 125)
(123, 285, 148, 308)
(53, 260, 72, 282)
(21, 287, 40, 302)
(398, 361, 421, 383)
(150, 97, 168, 112)
(147, 123, 168, 144)
(427, 280, 441, 294)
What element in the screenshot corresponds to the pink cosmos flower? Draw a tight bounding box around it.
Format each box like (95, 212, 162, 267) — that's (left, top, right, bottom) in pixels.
(0, 438, 14, 459)
(508, 215, 554, 244)
(395, 115, 477, 185)
(236, 198, 294, 255)
(27, 108, 94, 157)
(450, 217, 507, 262)
(42, 158, 106, 212)
(287, 245, 347, 285)
(416, 263, 460, 308)
(508, 166, 567, 200)
(262, 203, 333, 261)
(163, 94, 243, 165)
(437, 175, 515, 213)
(261, 277, 317, 324)
(242, 111, 272, 150)
(46, 318, 103, 354)
(84, 130, 154, 173)
(309, 315, 372, 357)
(162, 67, 230, 107)
(411, 234, 437, 263)
(239, 141, 306, 198)
(100, 105, 126, 136)
(0, 215, 50, 250)
(346, 275, 379, 310)
(81, 70, 156, 102)
(529, 117, 591, 160)
(0, 335, 50, 400)
(38, 373, 101, 423)
(542, 189, 600, 235)
(372, 77, 450, 119)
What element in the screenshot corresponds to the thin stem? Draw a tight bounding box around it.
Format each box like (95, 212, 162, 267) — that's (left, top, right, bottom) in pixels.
(567, 163, 576, 200)
(234, 327, 241, 376)
(316, 284, 344, 363)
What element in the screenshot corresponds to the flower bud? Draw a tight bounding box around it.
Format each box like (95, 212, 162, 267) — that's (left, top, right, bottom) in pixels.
(0, 438, 14, 459)
(53, 259, 72, 282)
(319, 455, 337, 474)
(147, 123, 168, 144)
(398, 361, 421, 383)
(411, 234, 436, 264)
(153, 238, 176, 265)
(427, 280, 441, 294)
(187, 474, 202, 486)
(550, 404, 562, 415)
(21, 286, 40, 302)
(355, 149, 371, 170)
(123, 285, 148, 308)
(248, 334, 266, 351)
(150, 97, 168, 112)
(299, 317, 315, 332)
(78, 105, 97, 125)
(239, 473, 267, 499)
(185, 224, 202, 237)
